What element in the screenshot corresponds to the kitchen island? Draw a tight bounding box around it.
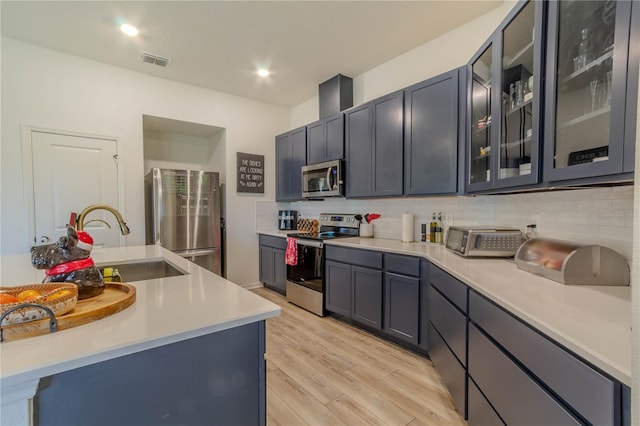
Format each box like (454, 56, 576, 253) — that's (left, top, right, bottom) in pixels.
(0, 245, 280, 426)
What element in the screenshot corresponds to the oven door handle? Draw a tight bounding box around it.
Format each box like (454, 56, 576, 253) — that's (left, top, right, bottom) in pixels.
(296, 239, 323, 249)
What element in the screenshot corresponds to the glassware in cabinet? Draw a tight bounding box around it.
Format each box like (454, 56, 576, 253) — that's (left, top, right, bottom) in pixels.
(469, 44, 494, 187)
(499, 1, 537, 182)
(544, 0, 635, 182)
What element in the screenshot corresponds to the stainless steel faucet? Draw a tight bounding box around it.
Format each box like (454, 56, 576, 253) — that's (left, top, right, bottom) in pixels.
(75, 204, 130, 235)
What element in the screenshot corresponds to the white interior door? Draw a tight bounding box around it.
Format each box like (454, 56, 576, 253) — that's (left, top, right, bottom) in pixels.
(31, 131, 121, 248)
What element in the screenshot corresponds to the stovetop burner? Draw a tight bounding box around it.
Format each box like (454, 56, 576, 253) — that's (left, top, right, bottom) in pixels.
(287, 230, 357, 240)
(288, 213, 360, 241)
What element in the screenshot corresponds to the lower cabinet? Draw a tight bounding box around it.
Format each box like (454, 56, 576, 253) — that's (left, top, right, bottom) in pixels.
(325, 259, 352, 316)
(258, 235, 287, 294)
(428, 266, 469, 418)
(325, 246, 426, 348)
(325, 249, 383, 330)
(468, 323, 580, 425)
(429, 323, 467, 417)
(352, 266, 383, 329)
(467, 377, 504, 426)
(468, 290, 626, 426)
(384, 253, 422, 345)
(34, 322, 267, 425)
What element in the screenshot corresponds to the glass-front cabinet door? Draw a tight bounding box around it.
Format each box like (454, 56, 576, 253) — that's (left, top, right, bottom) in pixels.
(467, 0, 543, 193)
(468, 41, 494, 191)
(496, 0, 542, 189)
(544, 0, 634, 182)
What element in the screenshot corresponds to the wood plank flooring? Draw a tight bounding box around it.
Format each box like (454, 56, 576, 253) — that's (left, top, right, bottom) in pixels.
(251, 287, 466, 426)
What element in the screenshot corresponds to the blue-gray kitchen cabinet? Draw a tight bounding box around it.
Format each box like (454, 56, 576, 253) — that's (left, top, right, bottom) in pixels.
(345, 91, 404, 198)
(404, 68, 464, 195)
(543, 0, 637, 184)
(325, 259, 352, 317)
(326, 246, 429, 351)
(468, 289, 626, 426)
(258, 235, 287, 295)
(467, 0, 545, 193)
(428, 265, 469, 418)
(306, 112, 344, 165)
(345, 103, 372, 197)
(418, 259, 430, 351)
(275, 126, 306, 201)
(384, 272, 419, 344)
(325, 246, 383, 327)
(34, 321, 267, 426)
(352, 265, 383, 329)
(383, 253, 421, 344)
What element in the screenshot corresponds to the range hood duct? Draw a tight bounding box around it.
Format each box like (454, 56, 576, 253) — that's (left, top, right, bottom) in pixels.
(319, 74, 353, 119)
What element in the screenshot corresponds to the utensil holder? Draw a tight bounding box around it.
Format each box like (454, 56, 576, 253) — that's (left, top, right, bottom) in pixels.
(359, 223, 374, 238)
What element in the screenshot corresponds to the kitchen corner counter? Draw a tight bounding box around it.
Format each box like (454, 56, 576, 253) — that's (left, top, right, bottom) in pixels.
(256, 229, 291, 238)
(0, 245, 281, 388)
(326, 237, 632, 386)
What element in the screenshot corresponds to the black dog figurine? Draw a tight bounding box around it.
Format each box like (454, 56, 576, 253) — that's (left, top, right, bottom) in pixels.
(31, 226, 104, 299)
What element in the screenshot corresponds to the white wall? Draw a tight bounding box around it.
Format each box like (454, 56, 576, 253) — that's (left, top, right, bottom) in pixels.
(1, 37, 290, 286)
(631, 55, 640, 426)
(258, 185, 635, 262)
(290, 1, 516, 127)
(143, 128, 226, 180)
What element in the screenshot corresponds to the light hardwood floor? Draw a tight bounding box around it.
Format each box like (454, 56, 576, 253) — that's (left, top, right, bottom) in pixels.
(252, 287, 466, 426)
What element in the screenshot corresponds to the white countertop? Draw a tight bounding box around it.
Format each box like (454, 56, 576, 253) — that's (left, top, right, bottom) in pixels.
(0, 245, 280, 388)
(322, 237, 631, 386)
(260, 230, 632, 384)
(257, 229, 293, 238)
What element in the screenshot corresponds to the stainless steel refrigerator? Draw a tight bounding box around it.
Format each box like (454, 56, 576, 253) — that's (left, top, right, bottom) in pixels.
(145, 168, 223, 276)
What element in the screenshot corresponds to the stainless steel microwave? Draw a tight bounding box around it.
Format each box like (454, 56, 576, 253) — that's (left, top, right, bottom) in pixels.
(301, 160, 344, 198)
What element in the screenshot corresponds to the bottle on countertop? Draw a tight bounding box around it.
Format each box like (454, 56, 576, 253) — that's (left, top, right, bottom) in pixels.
(430, 213, 437, 243)
(421, 223, 427, 242)
(435, 212, 443, 244)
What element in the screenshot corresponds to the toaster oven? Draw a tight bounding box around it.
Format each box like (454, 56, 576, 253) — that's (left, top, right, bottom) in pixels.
(445, 226, 523, 257)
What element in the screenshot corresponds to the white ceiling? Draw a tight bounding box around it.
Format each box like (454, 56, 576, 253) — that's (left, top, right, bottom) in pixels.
(1, 1, 502, 108)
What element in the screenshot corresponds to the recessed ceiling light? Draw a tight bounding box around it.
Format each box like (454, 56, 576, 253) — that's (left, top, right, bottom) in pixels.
(120, 24, 139, 37)
(257, 68, 270, 77)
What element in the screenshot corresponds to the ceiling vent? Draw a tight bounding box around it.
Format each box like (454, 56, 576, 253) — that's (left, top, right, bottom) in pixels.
(140, 51, 170, 68)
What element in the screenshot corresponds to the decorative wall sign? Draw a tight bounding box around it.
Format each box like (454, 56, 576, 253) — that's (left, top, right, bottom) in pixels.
(237, 152, 264, 193)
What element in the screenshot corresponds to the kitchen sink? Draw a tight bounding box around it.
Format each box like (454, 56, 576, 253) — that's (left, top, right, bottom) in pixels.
(99, 260, 187, 282)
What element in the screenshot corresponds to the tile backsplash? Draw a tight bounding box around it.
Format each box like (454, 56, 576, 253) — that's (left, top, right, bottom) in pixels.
(256, 185, 634, 263)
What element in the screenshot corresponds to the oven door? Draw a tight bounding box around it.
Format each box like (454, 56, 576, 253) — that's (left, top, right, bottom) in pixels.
(286, 239, 323, 292)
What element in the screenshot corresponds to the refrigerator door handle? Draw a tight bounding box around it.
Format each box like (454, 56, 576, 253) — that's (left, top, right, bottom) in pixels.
(175, 249, 218, 258)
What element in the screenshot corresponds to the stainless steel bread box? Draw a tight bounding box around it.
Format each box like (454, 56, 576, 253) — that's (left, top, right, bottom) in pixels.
(515, 238, 629, 286)
(445, 226, 523, 257)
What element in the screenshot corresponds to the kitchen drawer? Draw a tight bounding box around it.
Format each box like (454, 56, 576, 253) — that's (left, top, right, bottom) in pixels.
(468, 377, 504, 426)
(469, 290, 618, 426)
(468, 324, 581, 426)
(259, 234, 286, 250)
(429, 323, 466, 418)
(429, 265, 467, 311)
(384, 253, 420, 277)
(325, 246, 382, 269)
(429, 285, 467, 366)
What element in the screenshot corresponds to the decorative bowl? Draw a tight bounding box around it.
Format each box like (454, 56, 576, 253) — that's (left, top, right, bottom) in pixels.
(0, 283, 78, 326)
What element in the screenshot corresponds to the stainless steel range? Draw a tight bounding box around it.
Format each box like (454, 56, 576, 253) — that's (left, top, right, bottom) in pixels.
(286, 213, 359, 316)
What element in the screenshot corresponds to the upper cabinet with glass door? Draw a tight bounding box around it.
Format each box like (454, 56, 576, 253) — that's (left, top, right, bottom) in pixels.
(467, 0, 544, 193)
(544, 0, 637, 182)
(468, 40, 495, 192)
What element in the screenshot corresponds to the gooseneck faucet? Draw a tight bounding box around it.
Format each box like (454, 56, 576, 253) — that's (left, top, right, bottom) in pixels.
(76, 204, 131, 235)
